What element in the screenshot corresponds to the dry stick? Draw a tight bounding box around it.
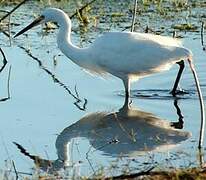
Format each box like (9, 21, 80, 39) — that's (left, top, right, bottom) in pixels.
(201, 21, 205, 50)
(74, 84, 79, 98)
(1, 30, 10, 37)
(13, 142, 42, 163)
(0, 49, 12, 101)
(1, 169, 32, 176)
(18, 46, 87, 111)
(0, 48, 8, 73)
(0, 66, 12, 102)
(0, 0, 29, 23)
(201, 21, 204, 46)
(104, 166, 155, 180)
(13, 141, 53, 170)
(131, 0, 138, 32)
(7, 66, 11, 98)
(82, 98, 88, 110)
(12, 160, 19, 180)
(8, 14, 12, 46)
(188, 59, 205, 149)
(85, 145, 95, 174)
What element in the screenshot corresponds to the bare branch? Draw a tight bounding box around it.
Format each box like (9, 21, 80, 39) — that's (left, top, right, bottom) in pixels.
(201, 21, 205, 51)
(104, 166, 155, 180)
(12, 160, 19, 180)
(74, 84, 79, 98)
(0, 48, 8, 73)
(18, 46, 87, 111)
(0, 0, 29, 23)
(7, 66, 11, 98)
(201, 21, 204, 47)
(131, 0, 138, 32)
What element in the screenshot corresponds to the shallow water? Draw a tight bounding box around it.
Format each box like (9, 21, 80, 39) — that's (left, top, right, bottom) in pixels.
(0, 1, 206, 178)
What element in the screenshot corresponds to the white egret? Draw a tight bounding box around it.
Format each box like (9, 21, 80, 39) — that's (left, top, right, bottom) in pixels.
(14, 8, 205, 148)
(15, 8, 191, 97)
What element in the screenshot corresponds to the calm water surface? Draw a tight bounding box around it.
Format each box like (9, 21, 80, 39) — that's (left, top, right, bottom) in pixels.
(0, 1, 206, 177)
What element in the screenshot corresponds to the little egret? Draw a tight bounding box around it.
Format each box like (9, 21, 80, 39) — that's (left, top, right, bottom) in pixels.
(15, 8, 192, 98)
(14, 8, 205, 148)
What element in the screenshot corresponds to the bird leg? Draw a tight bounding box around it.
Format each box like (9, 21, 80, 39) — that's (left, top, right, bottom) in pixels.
(170, 99, 184, 129)
(123, 79, 130, 99)
(170, 60, 185, 96)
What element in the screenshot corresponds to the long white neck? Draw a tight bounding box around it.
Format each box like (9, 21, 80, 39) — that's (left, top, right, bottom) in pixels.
(56, 12, 86, 66)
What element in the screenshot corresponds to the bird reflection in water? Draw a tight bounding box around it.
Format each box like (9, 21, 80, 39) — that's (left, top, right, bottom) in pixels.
(14, 98, 191, 173)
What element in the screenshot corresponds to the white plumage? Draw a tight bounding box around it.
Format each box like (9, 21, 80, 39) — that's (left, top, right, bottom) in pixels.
(14, 8, 192, 97)
(86, 32, 191, 77)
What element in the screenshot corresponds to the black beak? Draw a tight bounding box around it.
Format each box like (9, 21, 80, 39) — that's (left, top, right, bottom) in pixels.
(14, 15, 45, 38)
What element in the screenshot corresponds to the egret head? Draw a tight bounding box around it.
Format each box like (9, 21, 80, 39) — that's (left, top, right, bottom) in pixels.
(14, 8, 68, 38)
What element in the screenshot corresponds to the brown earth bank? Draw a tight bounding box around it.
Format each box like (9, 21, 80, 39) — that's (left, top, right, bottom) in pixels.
(89, 167, 206, 180)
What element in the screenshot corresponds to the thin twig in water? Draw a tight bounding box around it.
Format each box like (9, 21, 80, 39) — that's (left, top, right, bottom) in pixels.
(13, 142, 37, 161)
(1, 30, 10, 38)
(7, 66, 11, 99)
(0, 49, 11, 102)
(188, 59, 205, 149)
(0, 66, 12, 102)
(201, 21, 205, 50)
(12, 160, 19, 180)
(18, 46, 87, 111)
(13, 142, 53, 171)
(0, 48, 8, 73)
(82, 98, 88, 110)
(0, 169, 32, 176)
(86, 145, 95, 174)
(74, 85, 79, 98)
(201, 21, 204, 46)
(104, 166, 155, 180)
(114, 113, 137, 142)
(0, 0, 28, 23)
(131, 0, 138, 32)
(8, 14, 12, 46)
(74, 98, 88, 111)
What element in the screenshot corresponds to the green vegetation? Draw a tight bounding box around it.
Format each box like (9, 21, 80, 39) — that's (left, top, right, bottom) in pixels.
(172, 23, 198, 31)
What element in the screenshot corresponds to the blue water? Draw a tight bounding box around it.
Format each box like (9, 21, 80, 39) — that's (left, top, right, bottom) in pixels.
(0, 1, 206, 178)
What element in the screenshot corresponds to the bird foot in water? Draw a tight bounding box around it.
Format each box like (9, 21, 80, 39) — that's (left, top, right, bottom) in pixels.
(170, 89, 189, 96)
(170, 121, 184, 129)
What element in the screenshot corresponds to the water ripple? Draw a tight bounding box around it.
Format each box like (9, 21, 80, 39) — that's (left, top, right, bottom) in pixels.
(117, 89, 197, 100)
